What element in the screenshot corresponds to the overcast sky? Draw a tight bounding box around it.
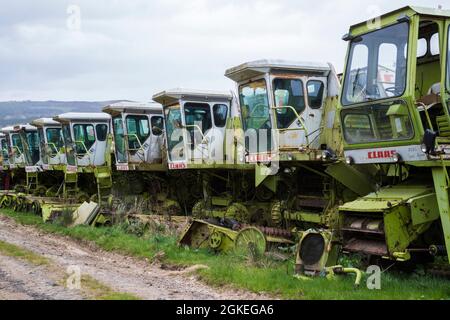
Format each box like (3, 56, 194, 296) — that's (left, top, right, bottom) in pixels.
(0, 0, 446, 101)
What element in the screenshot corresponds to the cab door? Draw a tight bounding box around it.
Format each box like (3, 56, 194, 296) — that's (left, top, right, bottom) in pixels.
(182, 101, 228, 163)
(271, 76, 307, 150)
(112, 116, 128, 165)
(147, 115, 164, 163)
(304, 77, 327, 149)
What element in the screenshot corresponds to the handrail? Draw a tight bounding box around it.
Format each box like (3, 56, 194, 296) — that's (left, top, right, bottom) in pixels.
(12, 146, 23, 157)
(271, 106, 310, 146)
(415, 101, 434, 132)
(183, 124, 207, 143)
(46, 142, 59, 156)
(125, 133, 145, 161)
(74, 141, 93, 165)
(125, 133, 145, 152)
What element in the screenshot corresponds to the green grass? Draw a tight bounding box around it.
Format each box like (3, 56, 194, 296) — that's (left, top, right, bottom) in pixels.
(79, 275, 140, 300)
(1, 209, 450, 300)
(0, 239, 50, 266)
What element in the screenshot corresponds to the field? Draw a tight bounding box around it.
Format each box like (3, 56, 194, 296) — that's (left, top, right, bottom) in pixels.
(0, 208, 449, 300)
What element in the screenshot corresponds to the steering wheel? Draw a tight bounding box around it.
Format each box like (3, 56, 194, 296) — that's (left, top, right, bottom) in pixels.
(249, 103, 267, 117)
(384, 86, 403, 96)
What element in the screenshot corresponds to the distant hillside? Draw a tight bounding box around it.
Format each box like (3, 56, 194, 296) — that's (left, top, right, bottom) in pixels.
(0, 100, 131, 127)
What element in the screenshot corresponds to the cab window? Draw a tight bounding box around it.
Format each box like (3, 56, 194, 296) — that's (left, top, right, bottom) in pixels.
(273, 78, 305, 128)
(213, 104, 228, 127)
(96, 124, 108, 141)
(73, 124, 96, 153)
(151, 116, 164, 136)
(307, 80, 325, 109)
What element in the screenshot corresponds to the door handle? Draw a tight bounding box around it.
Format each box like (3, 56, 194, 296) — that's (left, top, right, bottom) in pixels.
(309, 113, 315, 117)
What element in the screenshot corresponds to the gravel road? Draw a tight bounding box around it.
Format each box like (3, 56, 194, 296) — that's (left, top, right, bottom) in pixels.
(0, 215, 269, 300)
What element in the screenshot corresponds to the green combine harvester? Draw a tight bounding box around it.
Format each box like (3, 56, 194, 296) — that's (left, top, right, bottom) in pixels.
(337, 6, 450, 265)
(103, 101, 197, 216)
(0, 4, 449, 278)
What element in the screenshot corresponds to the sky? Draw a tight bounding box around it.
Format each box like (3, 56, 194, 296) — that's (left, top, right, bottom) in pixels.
(0, 0, 447, 101)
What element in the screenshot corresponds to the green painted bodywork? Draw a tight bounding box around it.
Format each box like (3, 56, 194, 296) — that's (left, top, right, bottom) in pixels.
(337, 6, 450, 263)
(340, 183, 439, 258)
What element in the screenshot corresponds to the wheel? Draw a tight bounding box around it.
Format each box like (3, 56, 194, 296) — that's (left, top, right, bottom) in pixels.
(192, 200, 206, 218)
(270, 201, 284, 227)
(209, 231, 223, 249)
(226, 203, 249, 222)
(31, 201, 42, 216)
(234, 227, 267, 258)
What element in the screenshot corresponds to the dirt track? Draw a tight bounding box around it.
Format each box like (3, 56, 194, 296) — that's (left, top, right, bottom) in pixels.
(0, 215, 268, 300)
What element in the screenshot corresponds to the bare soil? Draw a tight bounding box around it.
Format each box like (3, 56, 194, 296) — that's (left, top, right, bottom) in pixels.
(0, 215, 269, 300)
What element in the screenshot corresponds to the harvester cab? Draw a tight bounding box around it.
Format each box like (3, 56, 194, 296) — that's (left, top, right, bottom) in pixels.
(224, 60, 341, 165)
(13, 124, 43, 194)
(0, 133, 9, 190)
(153, 88, 246, 169)
(223, 60, 380, 274)
(53, 112, 113, 204)
(155, 88, 257, 219)
(31, 118, 66, 170)
(2, 125, 26, 169)
(0, 133, 9, 169)
(338, 6, 450, 263)
(103, 102, 165, 171)
(14, 124, 40, 169)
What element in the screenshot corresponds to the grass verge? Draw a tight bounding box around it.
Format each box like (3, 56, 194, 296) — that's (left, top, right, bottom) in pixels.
(0, 239, 49, 266)
(1, 209, 450, 300)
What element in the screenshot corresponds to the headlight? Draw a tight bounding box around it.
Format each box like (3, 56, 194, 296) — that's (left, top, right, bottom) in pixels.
(421, 143, 427, 154)
(392, 152, 402, 163)
(345, 156, 354, 165)
(321, 150, 330, 161)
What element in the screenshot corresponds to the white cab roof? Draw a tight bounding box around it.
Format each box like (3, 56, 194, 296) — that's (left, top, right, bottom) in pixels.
(225, 59, 331, 82)
(1, 126, 15, 134)
(54, 112, 111, 123)
(13, 124, 37, 132)
(103, 101, 162, 116)
(153, 88, 232, 106)
(31, 118, 61, 127)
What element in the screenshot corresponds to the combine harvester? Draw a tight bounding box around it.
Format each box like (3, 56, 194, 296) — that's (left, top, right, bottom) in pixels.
(168, 62, 376, 269)
(0, 133, 11, 189)
(1, 125, 27, 191)
(337, 6, 450, 267)
(154, 89, 293, 254)
(102, 101, 198, 218)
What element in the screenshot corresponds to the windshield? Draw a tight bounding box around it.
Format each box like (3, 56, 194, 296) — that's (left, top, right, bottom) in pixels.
(62, 124, 76, 166)
(1, 139, 8, 160)
(164, 105, 184, 160)
(239, 79, 272, 153)
(341, 101, 414, 144)
(11, 134, 23, 154)
(239, 80, 271, 130)
(112, 116, 127, 163)
(26, 131, 40, 165)
(273, 78, 305, 129)
(342, 22, 409, 105)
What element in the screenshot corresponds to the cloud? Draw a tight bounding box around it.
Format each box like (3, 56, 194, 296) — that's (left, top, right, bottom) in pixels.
(0, 0, 446, 101)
